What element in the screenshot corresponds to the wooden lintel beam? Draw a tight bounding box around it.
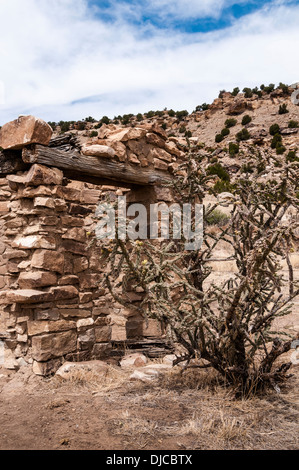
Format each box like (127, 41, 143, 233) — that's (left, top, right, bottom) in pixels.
(22, 145, 172, 187)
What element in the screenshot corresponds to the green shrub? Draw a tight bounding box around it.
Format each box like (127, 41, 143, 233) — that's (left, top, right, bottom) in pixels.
(288, 120, 299, 128)
(231, 87, 240, 97)
(229, 142, 239, 157)
(221, 128, 230, 137)
(243, 87, 253, 98)
(168, 109, 176, 117)
(242, 115, 252, 126)
(269, 124, 280, 136)
(278, 82, 289, 94)
(278, 104, 289, 115)
(48, 122, 56, 131)
(59, 121, 71, 133)
(271, 133, 282, 149)
(263, 83, 275, 94)
(215, 134, 224, 143)
(206, 209, 230, 226)
(85, 116, 96, 123)
(176, 110, 189, 120)
(276, 145, 286, 155)
(122, 114, 134, 125)
(236, 128, 251, 141)
(145, 111, 155, 119)
(207, 163, 230, 182)
(90, 131, 98, 138)
(241, 163, 254, 174)
(195, 103, 210, 112)
(100, 116, 110, 125)
(286, 150, 299, 162)
(136, 113, 144, 122)
(185, 130, 192, 138)
(212, 180, 234, 194)
(179, 126, 187, 134)
(225, 118, 237, 128)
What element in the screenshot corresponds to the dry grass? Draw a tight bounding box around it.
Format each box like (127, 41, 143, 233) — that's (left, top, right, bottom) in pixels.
(52, 364, 130, 395)
(102, 367, 299, 450)
(42, 362, 299, 450)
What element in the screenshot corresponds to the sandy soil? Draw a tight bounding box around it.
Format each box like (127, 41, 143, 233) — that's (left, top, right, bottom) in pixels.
(0, 362, 298, 451)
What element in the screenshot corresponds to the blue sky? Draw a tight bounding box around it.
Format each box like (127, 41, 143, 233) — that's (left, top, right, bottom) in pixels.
(0, 0, 299, 124)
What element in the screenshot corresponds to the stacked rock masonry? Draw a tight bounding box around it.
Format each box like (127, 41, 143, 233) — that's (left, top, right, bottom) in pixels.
(0, 116, 180, 375)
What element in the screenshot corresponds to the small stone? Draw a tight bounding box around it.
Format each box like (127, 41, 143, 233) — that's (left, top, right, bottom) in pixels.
(120, 353, 148, 369)
(81, 144, 115, 158)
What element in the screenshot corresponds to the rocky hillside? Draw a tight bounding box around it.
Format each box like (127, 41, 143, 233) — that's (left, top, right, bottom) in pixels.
(50, 83, 299, 185)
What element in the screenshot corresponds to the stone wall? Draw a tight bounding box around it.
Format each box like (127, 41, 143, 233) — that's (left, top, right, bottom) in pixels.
(0, 162, 171, 375)
(0, 115, 182, 375)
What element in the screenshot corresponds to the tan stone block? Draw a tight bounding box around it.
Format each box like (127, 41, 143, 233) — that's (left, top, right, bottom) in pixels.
(0, 116, 53, 150)
(92, 342, 111, 359)
(95, 326, 112, 343)
(32, 358, 63, 376)
(0, 202, 9, 214)
(61, 216, 84, 227)
(58, 275, 79, 286)
(149, 147, 172, 162)
(62, 239, 86, 255)
(0, 285, 78, 305)
(12, 235, 56, 250)
(25, 164, 63, 187)
(81, 189, 102, 204)
(55, 186, 82, 202)
(59, 309, 91, 319)
(18, 271, 57, 289)
(62, 227, 86, 243)
(28, 320, 76, 336)
(146, 133, 166, 148)
(79, 273, 101, 289)
(0, 289, 53, 304)
(153, 159, 168, 171)
(31, 250, 65, 274)
(34, 197, 55, 209)
(32, 330, 77, 362)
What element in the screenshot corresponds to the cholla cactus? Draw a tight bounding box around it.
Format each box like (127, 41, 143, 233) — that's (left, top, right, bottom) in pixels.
(104, 145, 299, 396)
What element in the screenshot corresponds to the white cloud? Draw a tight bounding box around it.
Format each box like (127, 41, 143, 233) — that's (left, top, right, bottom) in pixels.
(0, 0, 298, 123)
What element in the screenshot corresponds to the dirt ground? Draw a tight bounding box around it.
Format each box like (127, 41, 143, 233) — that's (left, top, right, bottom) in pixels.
(0, 360, 298, 451)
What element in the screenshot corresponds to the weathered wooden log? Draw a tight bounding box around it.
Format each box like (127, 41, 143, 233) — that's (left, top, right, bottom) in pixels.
(0, 149, 28, 175)
(110, 338, 174, 358)
(22, 144, 172, 187)
(48, 134, 81, 151)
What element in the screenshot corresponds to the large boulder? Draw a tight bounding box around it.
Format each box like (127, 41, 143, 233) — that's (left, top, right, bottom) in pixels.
(0, 115, 53, 150)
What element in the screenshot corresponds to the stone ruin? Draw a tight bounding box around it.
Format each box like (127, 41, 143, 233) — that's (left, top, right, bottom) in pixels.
(0, 115, 183, 375)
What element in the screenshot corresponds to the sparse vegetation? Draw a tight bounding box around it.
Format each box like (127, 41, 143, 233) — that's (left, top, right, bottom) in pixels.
(279, 103, 289, 115)
(229, 142, 239, 157)
(288, 120, 299, 128)
(241, 115, 252, 126)
(236, 128, 251, 141)
(225, 118, 237, 128)
(269, 124, 280, 136)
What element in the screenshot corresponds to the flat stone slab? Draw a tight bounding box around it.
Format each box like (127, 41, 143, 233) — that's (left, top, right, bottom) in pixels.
(0, 115, 53, 150)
